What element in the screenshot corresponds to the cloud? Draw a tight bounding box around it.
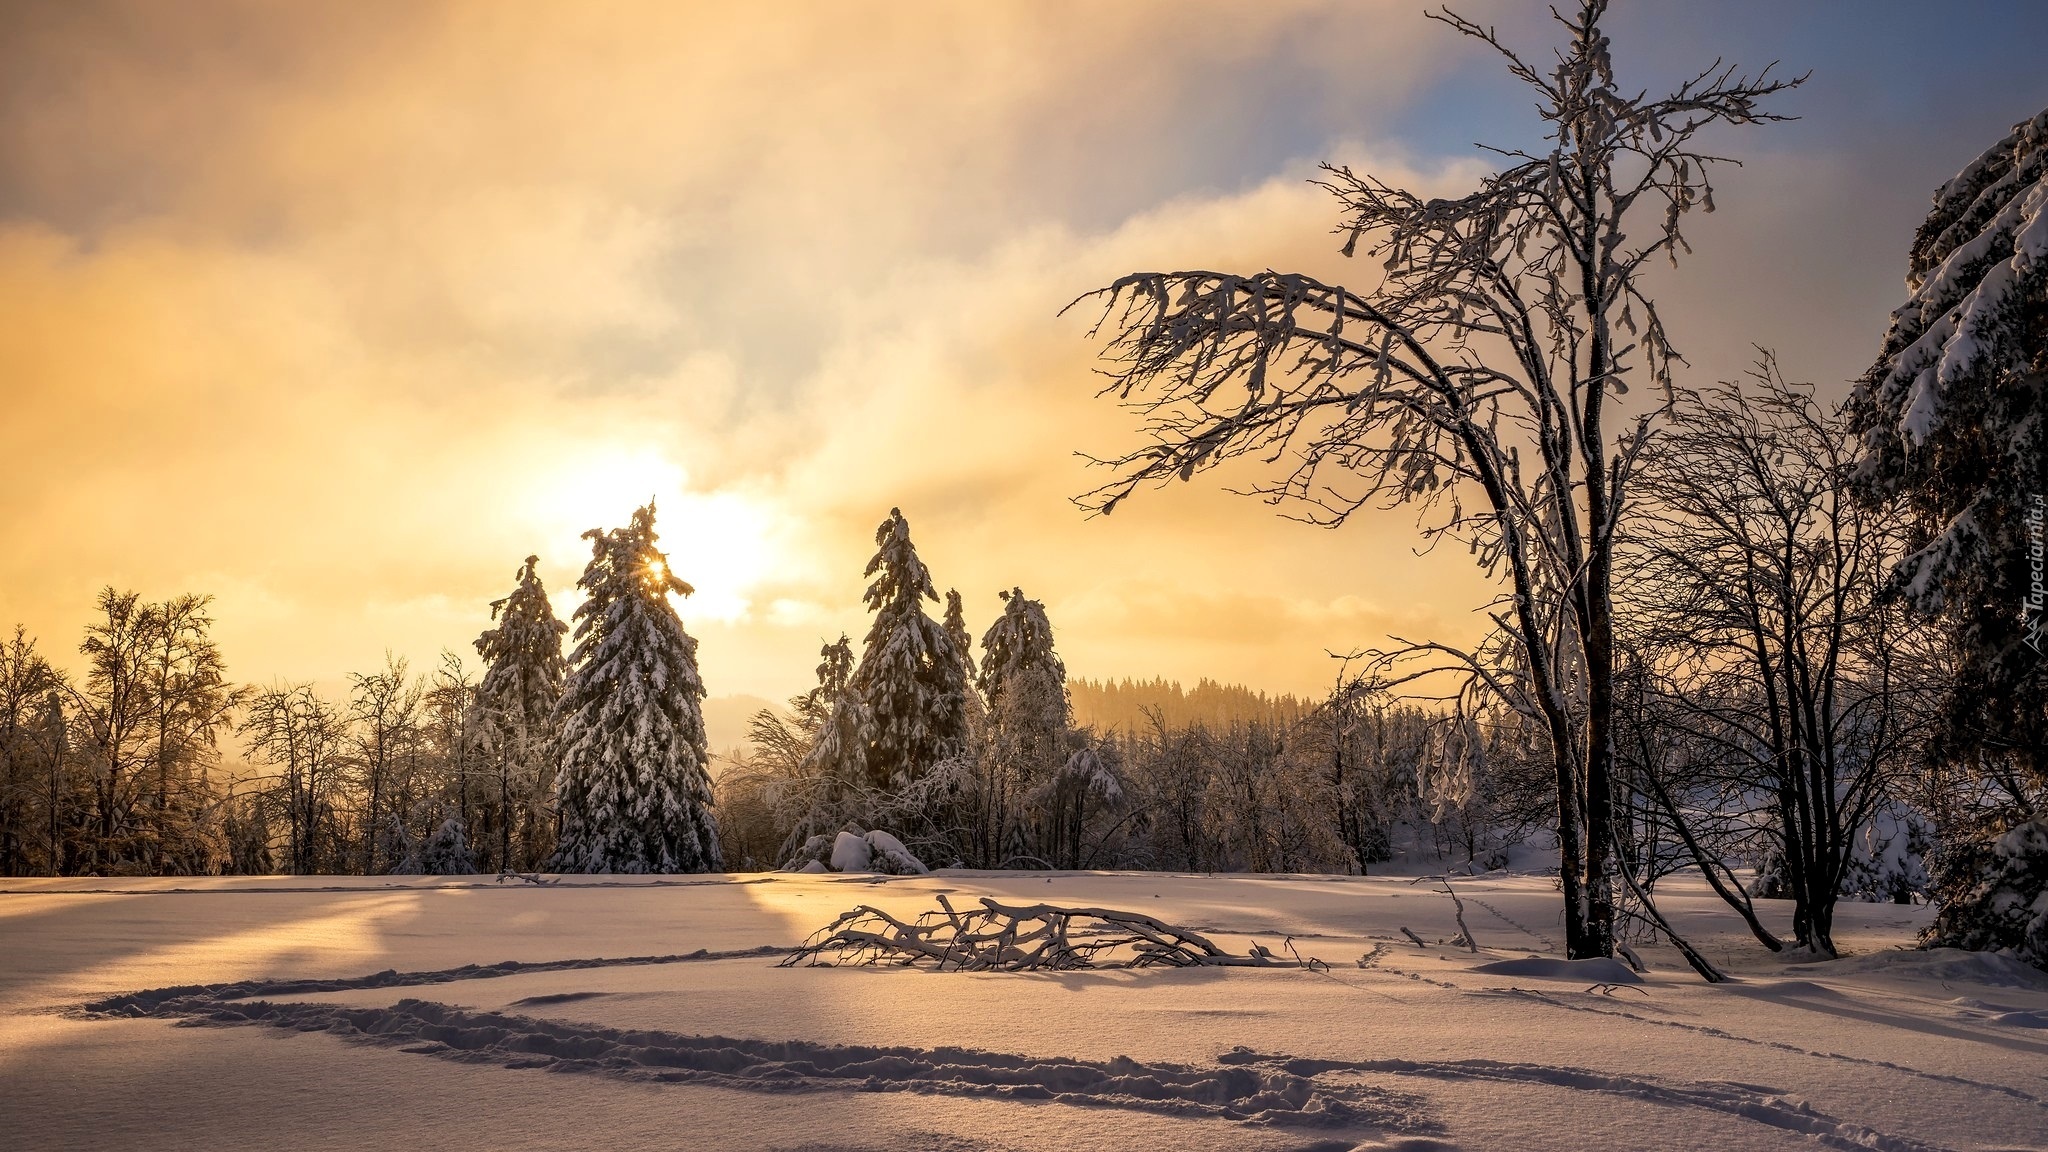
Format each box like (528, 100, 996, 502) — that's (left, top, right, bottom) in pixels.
(0, 0, 1483, 701)
(7, 0, 1975, 705)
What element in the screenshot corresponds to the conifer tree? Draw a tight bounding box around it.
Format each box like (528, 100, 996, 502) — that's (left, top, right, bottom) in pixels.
(418, 808, 479, 876)
(850, 509, 968, 790)
(979, 588, 1070, 861)
(979, 588, 1068, 730)
(800, 634, 867, 785)
(1847, 105, 2048, 785)
(474, 556, 569, 871)
(942, 588, 987, 737)
(769, 634, 873, 864)
(551, 504, 722, 874)
(943, 589, 978, 685)
(1847, 106, 2048, 966)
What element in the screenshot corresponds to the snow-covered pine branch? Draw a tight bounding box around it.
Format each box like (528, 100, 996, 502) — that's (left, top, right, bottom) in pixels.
(1847, 105, 2047, 758)
(1850, 106, 2048, 612)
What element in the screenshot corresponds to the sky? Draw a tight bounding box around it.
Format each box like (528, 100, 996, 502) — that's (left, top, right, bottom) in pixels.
(4, 0, 2047, 713)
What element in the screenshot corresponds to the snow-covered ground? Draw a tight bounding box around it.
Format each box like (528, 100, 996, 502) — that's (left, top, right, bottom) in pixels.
(5, 870, 2045, 1151)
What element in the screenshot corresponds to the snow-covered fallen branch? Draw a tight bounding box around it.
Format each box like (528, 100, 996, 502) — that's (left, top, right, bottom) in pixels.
(1415, 875, 1480, 953)
(781, 895, 1311, 971)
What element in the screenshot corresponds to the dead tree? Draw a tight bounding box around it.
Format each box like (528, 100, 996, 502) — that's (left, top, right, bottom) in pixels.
(1069, 2, 1800, 959)
(783, 895, 1307, 971)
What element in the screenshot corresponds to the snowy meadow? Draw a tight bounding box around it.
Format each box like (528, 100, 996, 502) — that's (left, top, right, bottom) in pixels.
(7, 869, 2047, 1151)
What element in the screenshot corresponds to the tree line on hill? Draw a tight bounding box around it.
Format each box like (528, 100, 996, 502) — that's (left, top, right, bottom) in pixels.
(1066, 678, 1314, 735)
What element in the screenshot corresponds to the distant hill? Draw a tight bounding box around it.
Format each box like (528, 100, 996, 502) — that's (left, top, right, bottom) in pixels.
(702, 693, 776, 755)
(1068, 677, 1316, 735)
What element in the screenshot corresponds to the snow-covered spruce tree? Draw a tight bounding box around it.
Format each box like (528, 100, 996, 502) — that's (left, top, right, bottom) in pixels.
(800, 634, 867, 785)
(849, 509, 969, 792)
(550, 504, 721, 874)
(979, 587, 1070, 866)
(772, 634, 875, 865)
(1924, 818, 2048, 969)
(473, 556, 568, 871)
(1846, 105, 2048, 798)
(397, 807, 478, 876)
(1069, 1, 1799, 965)
(942, 588, 985, 730)
(1839, 803, 1933, 906)
(1845, 106, 2048, 963)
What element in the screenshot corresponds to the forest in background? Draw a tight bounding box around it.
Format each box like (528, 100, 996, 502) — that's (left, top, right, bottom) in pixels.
(0, 559, 1409, 884)
(1065, 678, 1314, 735)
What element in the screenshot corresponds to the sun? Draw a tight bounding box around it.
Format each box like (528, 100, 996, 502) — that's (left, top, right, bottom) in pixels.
(526, 444, 783, 623)
(655, 490, 780, 622)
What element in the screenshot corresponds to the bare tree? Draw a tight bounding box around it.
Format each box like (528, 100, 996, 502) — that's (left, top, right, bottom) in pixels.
(58, 592, 244, 874)
(1070, 2, 1799, 959)
(139, 594, 243, 873)
(1130, 708, 1212, 872)
(1312, 671, 1431, 874)
(348, 655, 423, 873)
(241, 683, 348, 875)
(1620, 356, 1931, 956)
(423, 650, 482, 850)
(1035, 745, 1125, 871)
(72, 589, 158, 872)
(0, 627, 67, 875)
(33, 690, 71, 874)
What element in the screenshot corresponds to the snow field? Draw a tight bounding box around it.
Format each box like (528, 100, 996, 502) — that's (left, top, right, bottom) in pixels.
(4, 871, 2045, 1151)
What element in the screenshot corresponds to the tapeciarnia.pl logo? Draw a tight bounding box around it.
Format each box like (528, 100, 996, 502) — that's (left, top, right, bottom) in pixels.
(2026, 493, 2045, 654)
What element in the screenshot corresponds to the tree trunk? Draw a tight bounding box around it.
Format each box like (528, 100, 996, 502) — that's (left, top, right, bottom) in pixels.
(500, 750, 513, 873)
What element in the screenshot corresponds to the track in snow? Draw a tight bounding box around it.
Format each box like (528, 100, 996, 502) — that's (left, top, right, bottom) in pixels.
(1487, 984, 2048, 1111)
(83, 986, 1433, 1137)
(1222, 1049, 1957, 1152)
(74, 954, 1980, 1152)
